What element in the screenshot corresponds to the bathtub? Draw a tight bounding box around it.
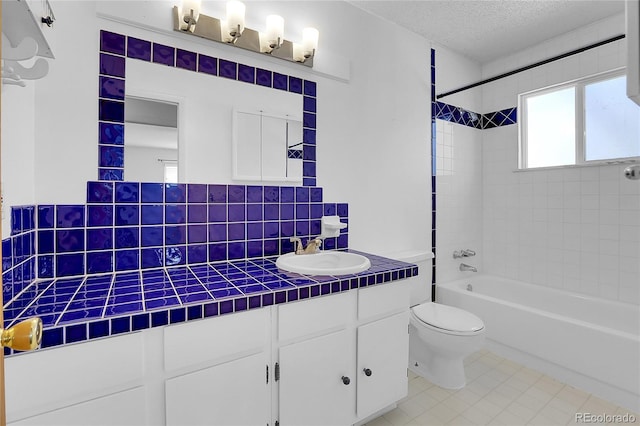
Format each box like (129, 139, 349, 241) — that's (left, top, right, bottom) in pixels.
(437, 275, 640, 412)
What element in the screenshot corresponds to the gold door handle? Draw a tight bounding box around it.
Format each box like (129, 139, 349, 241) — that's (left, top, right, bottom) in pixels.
(0, 317, 43, 351)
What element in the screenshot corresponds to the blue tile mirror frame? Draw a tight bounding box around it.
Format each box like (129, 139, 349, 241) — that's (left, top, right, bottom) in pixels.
(97, 30, 318, 185)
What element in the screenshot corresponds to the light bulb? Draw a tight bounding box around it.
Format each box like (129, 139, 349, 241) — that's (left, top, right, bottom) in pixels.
(302, 27, 319, 58)
(226, 1, 246, 37)
(266, 15, 284, 49)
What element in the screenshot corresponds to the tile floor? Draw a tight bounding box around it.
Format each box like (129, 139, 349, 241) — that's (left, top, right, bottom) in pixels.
(365, 350, 639, 426)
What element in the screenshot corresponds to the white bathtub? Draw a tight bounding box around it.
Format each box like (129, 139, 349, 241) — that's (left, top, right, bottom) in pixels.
(437, 275, 640, 412)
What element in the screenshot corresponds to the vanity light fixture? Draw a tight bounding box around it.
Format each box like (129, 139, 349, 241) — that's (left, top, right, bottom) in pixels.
(172, 2, 318, 67)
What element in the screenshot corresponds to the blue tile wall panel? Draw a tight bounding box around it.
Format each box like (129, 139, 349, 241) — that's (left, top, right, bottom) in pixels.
(2, 184, 349, 280)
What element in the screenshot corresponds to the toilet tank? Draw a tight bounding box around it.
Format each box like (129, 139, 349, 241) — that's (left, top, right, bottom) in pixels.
(385, 250, 434, 306)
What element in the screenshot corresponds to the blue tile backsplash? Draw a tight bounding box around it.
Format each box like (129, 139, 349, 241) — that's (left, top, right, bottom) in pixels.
(18, 182, 348, 279)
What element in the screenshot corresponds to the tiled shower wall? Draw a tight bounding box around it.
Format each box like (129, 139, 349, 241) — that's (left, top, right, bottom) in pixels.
(481, 14, 639, 304)
(483, 135, 640, 304)
(434, 121, 483, 284)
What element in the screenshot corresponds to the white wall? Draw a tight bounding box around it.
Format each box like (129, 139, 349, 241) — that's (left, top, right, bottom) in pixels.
(1, 1, 433, 255)
(1, 85, 36, 238)
(125, 145, 177, 183)
(34, 1, 99, 208)
(480, 14, 640, 304)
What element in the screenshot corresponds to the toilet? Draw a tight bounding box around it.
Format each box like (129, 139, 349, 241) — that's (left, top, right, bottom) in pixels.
(390, 251, 485, 390)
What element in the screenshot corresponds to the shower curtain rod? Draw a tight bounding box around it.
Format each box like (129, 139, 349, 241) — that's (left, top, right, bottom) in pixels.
(436, 34, 626, 99)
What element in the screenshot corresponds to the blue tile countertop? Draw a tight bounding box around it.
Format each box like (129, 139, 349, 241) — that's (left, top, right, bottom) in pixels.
(3, 250, 417, 355)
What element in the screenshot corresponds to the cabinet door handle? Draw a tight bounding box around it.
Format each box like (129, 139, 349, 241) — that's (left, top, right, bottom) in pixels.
(363, 368, 372, 377)
(341, 376, 351, 385)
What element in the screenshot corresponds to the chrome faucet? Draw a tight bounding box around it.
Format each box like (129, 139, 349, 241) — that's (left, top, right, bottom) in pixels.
(459, 263, 477, 272)
(290, 237, 322, 255)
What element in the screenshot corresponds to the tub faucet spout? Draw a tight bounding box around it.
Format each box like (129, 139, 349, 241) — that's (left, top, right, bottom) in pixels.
(460, 263, 477, 272)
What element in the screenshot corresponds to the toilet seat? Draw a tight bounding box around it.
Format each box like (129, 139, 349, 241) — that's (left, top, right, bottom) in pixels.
(411, 303, 484, 335)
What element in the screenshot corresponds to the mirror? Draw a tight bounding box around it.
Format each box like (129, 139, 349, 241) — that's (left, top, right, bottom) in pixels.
(124, 96, 179, 183)
(233, 109, 302, 182)
(124, 57, 302, 184)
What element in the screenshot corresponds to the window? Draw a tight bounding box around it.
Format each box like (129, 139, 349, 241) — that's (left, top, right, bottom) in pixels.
(519, 69, 640, 169)
(164, 161, 178, 183)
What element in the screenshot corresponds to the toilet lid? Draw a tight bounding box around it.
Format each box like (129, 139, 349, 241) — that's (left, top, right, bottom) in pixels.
(412, 303, 484, 333)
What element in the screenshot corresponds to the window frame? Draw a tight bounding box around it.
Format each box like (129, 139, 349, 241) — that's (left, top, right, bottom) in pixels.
(518, 67, 639, 169)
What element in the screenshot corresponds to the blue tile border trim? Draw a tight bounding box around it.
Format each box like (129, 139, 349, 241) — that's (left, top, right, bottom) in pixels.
(434, 101, 482, 129)
(3, 252, 417, 355)
(97, 30, 317, 186)
(482, 107, 518, 129)
(430, 49, 437, 302)
(434, 101, 517, 129)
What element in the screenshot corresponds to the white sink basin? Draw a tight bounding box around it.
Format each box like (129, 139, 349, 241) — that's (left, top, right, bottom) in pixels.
(276, 251, 371, 276)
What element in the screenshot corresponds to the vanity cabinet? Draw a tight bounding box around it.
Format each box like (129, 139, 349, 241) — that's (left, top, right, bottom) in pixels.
(5, 280, 410, 426)
(277, 312, 409, 426)
(275, 281, 410, 426)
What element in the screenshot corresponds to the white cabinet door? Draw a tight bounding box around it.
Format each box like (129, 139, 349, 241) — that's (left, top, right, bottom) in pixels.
(356, 311, 409, 419)
(5, 332, 145, 424)
(9, 387, 146, 426)
(165, 352, 270, 426)
(278, 329, 355, 426)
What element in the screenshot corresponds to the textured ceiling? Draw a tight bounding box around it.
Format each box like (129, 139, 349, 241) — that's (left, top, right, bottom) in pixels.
(349, 0, 625, 63)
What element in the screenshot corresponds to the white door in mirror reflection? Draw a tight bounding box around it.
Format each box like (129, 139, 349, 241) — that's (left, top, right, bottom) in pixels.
(233, 110, 303, 183)
(124, 96, 179, 182)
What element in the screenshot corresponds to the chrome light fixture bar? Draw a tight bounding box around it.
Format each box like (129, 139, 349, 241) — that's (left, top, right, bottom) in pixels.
(172, 1, 317, 67)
